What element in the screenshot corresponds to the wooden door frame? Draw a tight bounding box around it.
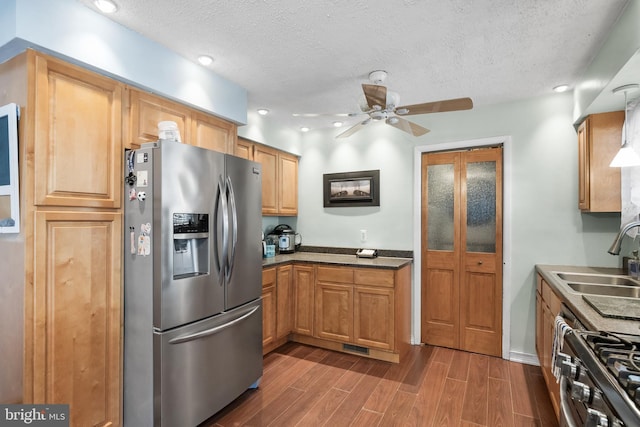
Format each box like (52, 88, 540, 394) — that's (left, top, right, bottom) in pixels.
(412, 136, 513, 360)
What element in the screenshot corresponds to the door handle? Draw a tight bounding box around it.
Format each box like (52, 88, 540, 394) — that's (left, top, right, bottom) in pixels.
(225, 176, 238, 282)
(168, 306, 259, 344)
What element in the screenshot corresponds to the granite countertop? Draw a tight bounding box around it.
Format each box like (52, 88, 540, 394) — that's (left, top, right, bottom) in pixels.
(536, 264, 640, 335)
(262, 252, 413, 269)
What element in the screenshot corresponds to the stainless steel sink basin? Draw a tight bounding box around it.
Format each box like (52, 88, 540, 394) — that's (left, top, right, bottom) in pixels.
(566, 282, 640, 298)
(556, 272, 640, 287)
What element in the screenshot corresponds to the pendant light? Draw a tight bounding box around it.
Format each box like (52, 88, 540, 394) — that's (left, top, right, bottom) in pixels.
(610, 84, 640, 167)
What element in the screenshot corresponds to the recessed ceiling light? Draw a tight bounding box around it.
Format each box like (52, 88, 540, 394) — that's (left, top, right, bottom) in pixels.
(257, 109, 269, 115)
(553, 84, 569, 93)
(333, 121, 343, 128)
(300, 126, 310, 132)
(197, 55, 214, 66)
(94, 0, 118, 13)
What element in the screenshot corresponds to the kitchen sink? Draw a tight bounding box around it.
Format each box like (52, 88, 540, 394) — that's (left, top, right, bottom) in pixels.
(566, 282, 640, 298)
(556, 272, 640, 287)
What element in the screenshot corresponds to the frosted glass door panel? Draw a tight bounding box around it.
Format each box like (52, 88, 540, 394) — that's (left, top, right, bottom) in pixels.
(427, 164, 454, 251)
(466, 161, 496, 253)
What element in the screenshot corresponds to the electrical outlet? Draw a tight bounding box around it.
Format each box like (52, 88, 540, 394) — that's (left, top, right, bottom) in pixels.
(360, 229, 367, 242)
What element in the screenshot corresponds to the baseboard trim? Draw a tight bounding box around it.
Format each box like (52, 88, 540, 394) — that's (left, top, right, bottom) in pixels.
(509, 351, 540, 366)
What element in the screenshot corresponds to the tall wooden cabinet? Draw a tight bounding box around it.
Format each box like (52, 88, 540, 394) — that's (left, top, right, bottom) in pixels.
(3, 50, 124, 426)
(577, 111, 624, 212)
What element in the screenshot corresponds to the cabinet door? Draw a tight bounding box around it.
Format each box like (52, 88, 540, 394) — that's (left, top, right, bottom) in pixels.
(278, 153, 298, 216)
(276, 265, 293, 339)
(293, 265, 315, 336)
(354, 286, 394, 350)
(254, 145, 278, 215)
(235, 137, 254, 160)
(315, 282, 353, 342)
(30, 211, 121, 426)
(577, 120, 589, 210)
(127, 89, 190, 149)
(262, 286, 276, 349)
(191, 111, 236, 153)
(34, 55, 123, 208)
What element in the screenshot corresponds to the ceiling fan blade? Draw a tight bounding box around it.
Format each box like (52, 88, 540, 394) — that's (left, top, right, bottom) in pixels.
(362, 84, 387, 109)
(292, 112, 351, 118)
(386, 117, 430, 136)
(397, 97, 473, 116)
(335, 118, 371, 139)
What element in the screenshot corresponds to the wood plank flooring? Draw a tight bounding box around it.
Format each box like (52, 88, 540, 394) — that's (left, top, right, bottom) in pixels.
(202, 343, 558, 427)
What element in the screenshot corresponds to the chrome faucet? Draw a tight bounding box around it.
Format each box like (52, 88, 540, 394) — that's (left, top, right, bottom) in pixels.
(608, 216, 640, 255)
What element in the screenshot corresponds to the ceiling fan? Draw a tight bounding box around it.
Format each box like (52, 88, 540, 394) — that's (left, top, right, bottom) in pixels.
(302, 70, 473, 138)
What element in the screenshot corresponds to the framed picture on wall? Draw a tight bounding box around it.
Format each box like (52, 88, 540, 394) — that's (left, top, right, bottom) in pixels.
(323, 169, 380, 207)
(0, 103, 20, 233)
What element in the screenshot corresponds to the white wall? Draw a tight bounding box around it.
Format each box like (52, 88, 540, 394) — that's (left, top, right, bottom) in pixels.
(261, 91, 623, 358)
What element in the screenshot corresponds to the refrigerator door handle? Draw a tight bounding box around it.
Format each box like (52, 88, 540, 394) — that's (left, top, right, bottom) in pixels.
(225, 176, 238, 281)
(167, 306, 260, 344)
(216, 178, 229, 286)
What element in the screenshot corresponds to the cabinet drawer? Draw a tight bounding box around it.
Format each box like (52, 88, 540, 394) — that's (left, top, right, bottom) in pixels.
(317, 266, 354, 284)
(354, 268, 395, 287)
(262, 267, 276, 289)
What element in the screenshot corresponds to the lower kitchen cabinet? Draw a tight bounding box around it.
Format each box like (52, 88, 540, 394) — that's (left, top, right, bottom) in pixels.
(316, 280, 354, 342)
(263, 261, 410, 363)
(292, 265, 315, 336)
(275, 264, 293, 339)
(261, 267, 277, 350)
(536, 273, 562, 418)
(262, 265, 294, 354)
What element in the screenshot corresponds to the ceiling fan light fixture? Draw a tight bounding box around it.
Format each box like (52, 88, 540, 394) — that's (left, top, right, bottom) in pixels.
(387, 117, 399, 125)
(368, 70, 387, 85)
(396, 108, 409, 115)
(94, 0, 118, 13)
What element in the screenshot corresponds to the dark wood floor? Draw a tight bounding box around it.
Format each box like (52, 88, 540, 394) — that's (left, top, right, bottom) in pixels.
(202, 342, 558, 427)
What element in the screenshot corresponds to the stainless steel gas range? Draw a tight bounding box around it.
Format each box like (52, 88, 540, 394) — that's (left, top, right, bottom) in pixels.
(557, 323, 640, 427)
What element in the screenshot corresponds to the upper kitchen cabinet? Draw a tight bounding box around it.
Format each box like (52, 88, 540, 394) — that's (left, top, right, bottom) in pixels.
(126, 89, 237, 153)
(240, 138, 299, 216)
(191, 110, 237, 153)
(126, 89, 190, 149)
(34, 53, 123, 208)
(577, 111, 624, 212)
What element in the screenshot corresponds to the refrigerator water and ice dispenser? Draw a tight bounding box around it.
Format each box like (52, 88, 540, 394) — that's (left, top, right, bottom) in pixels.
(172, 213, 209, 279)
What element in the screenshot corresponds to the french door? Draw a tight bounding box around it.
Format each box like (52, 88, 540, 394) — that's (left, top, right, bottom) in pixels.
(420, 146, 503, 357)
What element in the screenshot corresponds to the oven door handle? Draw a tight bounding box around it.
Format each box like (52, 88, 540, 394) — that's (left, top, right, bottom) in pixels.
(559, 376, 579, 427)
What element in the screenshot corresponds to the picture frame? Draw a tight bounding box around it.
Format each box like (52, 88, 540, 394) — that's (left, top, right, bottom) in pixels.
(0, 103, 20, 233)
(323, 169, 380, 207)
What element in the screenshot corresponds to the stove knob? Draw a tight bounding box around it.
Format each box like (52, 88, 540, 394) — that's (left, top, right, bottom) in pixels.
(560, 360, 578, 379)
(570, 380, 591, 402)
(585, 408, 609, 427)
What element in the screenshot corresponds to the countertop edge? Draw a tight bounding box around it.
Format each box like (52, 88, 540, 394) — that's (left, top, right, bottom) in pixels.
(262, 252, 413, 270)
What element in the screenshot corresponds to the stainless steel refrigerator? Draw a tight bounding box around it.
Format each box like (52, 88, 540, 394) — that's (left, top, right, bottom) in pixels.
(123, 140, 263, 427)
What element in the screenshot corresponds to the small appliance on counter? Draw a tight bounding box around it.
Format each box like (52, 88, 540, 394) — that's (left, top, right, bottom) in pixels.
(356, 248, 378, 258)
(267, 224, 301, 254)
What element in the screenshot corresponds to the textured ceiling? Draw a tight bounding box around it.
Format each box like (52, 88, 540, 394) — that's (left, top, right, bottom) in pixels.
(77, 0, 629, 132)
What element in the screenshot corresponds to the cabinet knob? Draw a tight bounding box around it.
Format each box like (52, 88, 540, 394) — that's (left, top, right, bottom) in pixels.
(478, 261, 483, 265)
